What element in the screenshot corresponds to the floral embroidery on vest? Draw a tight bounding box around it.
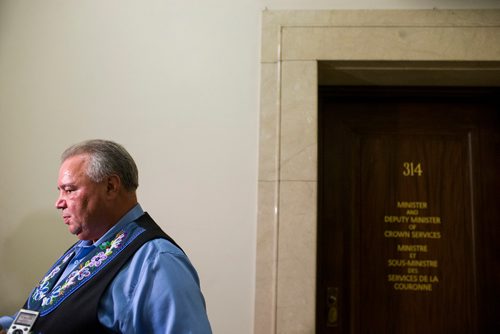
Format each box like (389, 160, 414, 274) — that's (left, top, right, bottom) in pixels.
(31, 253, 73, 302)
(28, 226, 143, 315)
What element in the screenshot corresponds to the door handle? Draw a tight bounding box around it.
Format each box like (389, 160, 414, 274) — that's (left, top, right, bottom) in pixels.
(327, 287, 338, 327)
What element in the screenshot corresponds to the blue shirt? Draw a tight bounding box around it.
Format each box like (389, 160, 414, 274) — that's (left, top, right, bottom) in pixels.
(0, 204, 212, 333)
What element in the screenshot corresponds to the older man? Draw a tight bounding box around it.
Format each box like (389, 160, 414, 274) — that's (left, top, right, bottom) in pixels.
(0, 139, 212, 333)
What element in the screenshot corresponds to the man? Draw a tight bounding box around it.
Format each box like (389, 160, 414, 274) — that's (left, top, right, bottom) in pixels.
(0, 139, 212, 333)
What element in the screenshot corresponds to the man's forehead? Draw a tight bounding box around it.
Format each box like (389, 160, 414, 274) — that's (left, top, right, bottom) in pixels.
(59, 155, 89, 180)
(61, 154, 88, 169)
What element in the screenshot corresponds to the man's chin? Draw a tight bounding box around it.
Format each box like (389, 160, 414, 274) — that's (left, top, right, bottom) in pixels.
(74, 230, 93, 241)
(68, 226, 82, 237)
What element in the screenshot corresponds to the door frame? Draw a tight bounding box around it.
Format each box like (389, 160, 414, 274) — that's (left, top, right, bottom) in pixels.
(255, 10, 500, 334)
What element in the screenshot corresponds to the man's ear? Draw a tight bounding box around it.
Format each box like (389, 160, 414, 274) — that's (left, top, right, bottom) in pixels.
(106, 174, 121, 197)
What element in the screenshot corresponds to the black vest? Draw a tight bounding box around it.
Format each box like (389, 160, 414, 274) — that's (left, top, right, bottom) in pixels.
(24, 213, 181, 334)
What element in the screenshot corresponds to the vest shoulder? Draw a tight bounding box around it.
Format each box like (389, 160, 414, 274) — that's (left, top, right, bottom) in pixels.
(137, 237, 186, 257)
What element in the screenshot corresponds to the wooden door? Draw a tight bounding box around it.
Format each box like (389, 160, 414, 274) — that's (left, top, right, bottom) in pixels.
(317, 87, 499, 334)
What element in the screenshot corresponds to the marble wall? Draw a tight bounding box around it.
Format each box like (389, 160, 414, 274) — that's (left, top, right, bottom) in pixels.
(255, 10, 500, 334)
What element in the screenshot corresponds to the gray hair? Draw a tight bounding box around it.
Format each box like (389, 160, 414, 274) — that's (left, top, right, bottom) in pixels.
(61, 139, 139, 191)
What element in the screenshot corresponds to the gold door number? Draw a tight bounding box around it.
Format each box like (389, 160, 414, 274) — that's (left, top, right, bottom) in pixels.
(403, 162, 423, 176)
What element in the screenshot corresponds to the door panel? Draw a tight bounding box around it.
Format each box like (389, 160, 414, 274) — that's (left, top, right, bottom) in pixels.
(317, 87, 499, 334)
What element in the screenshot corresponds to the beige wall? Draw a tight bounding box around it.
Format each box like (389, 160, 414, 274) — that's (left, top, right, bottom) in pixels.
(0, 1, 260, 333)
(1, 1, 499, 334)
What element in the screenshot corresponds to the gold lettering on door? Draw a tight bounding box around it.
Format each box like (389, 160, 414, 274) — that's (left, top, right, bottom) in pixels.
(402, 162, 423, 176)
(383, 201, 441, 292)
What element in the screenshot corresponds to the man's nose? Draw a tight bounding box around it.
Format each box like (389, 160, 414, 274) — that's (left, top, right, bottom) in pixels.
(55, 196, 66, 209)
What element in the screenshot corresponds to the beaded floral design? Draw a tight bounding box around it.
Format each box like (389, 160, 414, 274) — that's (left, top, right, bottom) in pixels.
(31, 231, 128, 309)
(31, 253, 71, 302)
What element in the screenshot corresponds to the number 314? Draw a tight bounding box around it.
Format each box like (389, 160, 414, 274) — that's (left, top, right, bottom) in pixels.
(403, 162, 423, 176)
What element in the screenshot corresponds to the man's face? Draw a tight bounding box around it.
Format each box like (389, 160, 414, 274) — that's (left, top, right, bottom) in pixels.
(55, 154, 109, 241)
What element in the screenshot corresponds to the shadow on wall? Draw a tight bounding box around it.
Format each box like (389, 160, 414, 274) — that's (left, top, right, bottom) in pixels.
(0, 209, 75, 314)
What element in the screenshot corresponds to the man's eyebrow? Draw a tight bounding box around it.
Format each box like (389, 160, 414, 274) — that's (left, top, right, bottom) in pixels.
(57, 183, 75, 190)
